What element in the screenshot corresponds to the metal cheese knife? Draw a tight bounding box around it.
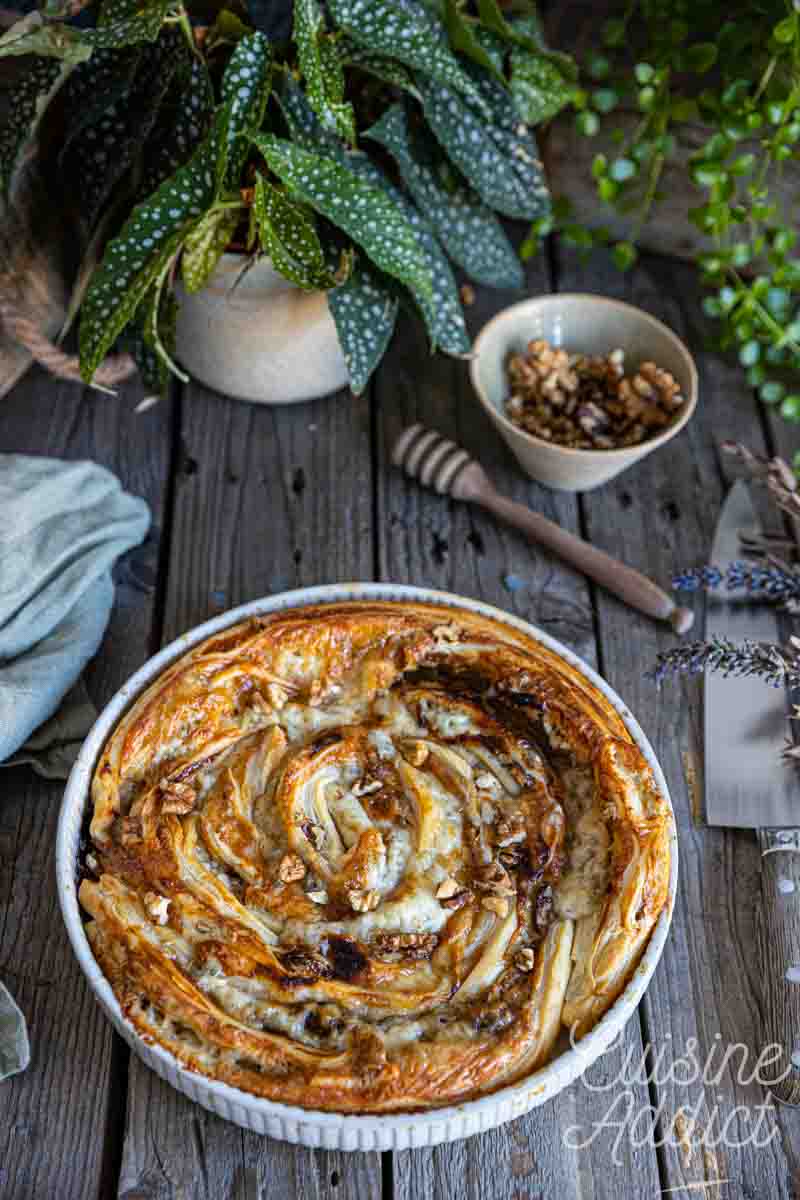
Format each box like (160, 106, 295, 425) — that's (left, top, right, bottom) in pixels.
(705, 479, 800, 1103)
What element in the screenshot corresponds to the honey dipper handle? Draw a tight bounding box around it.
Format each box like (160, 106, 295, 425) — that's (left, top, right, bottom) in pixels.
(481, 489, 693, 634)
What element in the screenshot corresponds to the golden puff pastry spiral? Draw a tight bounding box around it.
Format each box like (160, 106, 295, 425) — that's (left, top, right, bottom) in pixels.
(80, 602, 670, 1113)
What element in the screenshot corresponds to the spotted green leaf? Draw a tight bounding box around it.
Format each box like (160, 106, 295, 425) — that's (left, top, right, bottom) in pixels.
(327, 0, 486, 113)
(85, 0, 172, 49)
(79, 109, 228, 382)
(443, 0, 505, 83)
(252, 175, 337, 290)
(328, 264, 399, 393)
(397, 199, 470, 354)
(0, 58, 66, 197)
(70, 33, 185, 227)
(365, 103, 522, 289)
(294, 0, 355, 144)
(510, 45, 573, 124)
(338, 37, 420, 98)
(417, 70, 550, 221)
(0, 14, 92, 62)
(251, 133, 433, 306)
(221, 31, 273, 185)
(121, 313, 167, 394)
(58, 48, 141, 161)
(182, 206, 241, 293)
(138, 54, 214, 200)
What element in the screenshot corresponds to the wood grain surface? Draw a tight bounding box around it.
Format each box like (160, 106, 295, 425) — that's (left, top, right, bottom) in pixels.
(3, 211, 800, 1200)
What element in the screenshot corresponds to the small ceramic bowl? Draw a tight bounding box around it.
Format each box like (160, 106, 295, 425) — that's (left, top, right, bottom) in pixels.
(469, 293, 698, 492)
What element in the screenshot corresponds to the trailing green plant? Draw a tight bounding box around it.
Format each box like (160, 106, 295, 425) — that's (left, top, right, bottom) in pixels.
(0, 0, 576, 395)
(522, 0, 800, 442)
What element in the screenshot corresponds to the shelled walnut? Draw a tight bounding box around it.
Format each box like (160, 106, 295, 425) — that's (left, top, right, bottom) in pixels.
(505, 339, 685, 450)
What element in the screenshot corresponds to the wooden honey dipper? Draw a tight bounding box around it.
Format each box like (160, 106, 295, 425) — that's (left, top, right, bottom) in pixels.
(392, 424, 694, 635)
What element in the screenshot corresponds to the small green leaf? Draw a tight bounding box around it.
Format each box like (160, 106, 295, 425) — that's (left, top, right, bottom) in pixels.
(739, 339, 761, 366)
(781, 394, 800, 421)
(760, 381, 785, 405)
(328, 263, 399, 393)
(182, 206, 241, 293)
(417, 72, 550, 220)
(328, 0, 487, 112)
(294, 0, 355, 144)
(609, 157, 636, 182)
(685, 42, 717, 72)
(365, 103, 522, 289)
(774, 15, 797, 44)
(576, 110, 599, 136)
(79, 108, 228, 382)
(253, 174, 337, 290)
(612, 241, 637, 271)
(252, 132, 434, 304)
(221, 31, 273, 185)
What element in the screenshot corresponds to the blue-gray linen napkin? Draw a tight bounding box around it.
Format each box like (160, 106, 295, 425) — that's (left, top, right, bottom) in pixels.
(0, 453, 150, 1080)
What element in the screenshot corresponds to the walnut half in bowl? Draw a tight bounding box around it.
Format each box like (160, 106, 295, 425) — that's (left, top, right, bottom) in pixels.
(469, 293, 698, 492)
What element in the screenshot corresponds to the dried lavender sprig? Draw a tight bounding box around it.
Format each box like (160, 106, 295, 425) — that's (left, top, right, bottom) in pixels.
(648, 635, 800, 689)
(672, 561, 800, 600)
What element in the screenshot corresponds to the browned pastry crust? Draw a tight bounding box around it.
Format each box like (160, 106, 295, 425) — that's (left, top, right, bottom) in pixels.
(80, 602, 671, 1113)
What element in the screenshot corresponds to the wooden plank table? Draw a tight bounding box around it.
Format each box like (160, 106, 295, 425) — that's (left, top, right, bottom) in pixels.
(2, 235, 800, 1200)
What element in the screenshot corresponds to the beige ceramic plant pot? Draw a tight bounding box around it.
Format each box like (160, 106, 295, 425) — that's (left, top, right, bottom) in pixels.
(470, 293, 698, 492)
(175, 254, 349, 405)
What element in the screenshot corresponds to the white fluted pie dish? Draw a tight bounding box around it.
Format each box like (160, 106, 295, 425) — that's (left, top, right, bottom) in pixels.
(56, 583, 677, 1150)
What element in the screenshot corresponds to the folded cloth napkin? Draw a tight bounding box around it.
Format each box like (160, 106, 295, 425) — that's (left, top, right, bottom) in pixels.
(0, 453, 150, 1080)
(0, 454, 149, 763)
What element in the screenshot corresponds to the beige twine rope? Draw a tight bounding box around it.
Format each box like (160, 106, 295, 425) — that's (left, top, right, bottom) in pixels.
(0, 303, 135, 392)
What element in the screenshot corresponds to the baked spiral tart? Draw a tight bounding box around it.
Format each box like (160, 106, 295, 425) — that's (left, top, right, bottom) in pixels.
(80, 601, 671, 1113)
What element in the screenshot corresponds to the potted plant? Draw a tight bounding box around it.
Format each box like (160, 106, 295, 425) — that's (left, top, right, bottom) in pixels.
(0, 0, 575, 404)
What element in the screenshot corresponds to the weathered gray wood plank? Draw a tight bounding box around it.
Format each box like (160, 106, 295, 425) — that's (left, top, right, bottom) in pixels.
(0, 368, 172, 1200)
(117, 382, 381, 1200)
(376, 252, 661, 1199)
(557, 243, 800, 1197)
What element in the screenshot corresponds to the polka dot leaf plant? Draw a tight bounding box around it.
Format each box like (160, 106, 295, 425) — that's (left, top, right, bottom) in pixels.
(0, 0, 576, 394)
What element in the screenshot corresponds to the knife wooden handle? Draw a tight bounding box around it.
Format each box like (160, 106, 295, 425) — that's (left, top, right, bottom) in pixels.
(757, 830, 800, 1104)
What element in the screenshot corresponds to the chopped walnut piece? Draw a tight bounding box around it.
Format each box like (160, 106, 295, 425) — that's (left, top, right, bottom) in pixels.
(505, 338, 685, 450)
(267, 682, 289, 709)
(143, 891, 171, 925)
(120, 816, 143, 846)
(440, 889, 471, 911)
(301, 820, 324, 850)
(307, 890, 328, 905)
(159, 779, 197, 814)
(436, 877, 461, 900)
(482, 895, 510, 918)
(347, 888, 380, 914)
(401, 739, 429, 767)
(475, 861, 516, 897)
(281, 948, 331, 978)
(514, 947, 536, 972)
(352, 778, 382, 797)
(495, 814, 526, 847)
(372, 932, 438, 960)
(432, 623, 461, 643)
(278, 853, 306, 883)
